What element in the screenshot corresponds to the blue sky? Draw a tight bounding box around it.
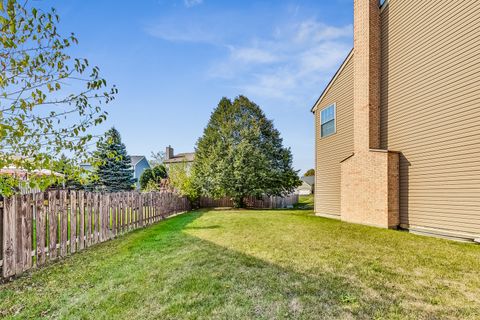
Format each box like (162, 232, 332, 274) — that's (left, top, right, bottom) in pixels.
(41, 0, 353, 174)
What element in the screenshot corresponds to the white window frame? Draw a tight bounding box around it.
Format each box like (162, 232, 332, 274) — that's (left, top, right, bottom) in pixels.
(320, 103, 336, 138)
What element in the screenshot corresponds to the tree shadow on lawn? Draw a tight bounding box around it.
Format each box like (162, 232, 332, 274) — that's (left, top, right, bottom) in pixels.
(0, 209, 478, 319)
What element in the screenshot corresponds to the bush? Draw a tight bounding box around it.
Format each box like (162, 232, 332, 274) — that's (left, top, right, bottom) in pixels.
(140, 165, 167, 191)
(168, 162, 199, 201)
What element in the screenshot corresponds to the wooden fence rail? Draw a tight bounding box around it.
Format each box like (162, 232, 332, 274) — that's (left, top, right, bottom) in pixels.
(199, 194, 299, 209)
(0, 190, 190, 279)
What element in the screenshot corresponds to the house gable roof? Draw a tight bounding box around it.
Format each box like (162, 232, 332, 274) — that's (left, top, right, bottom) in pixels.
(130, 155, 147, 167)
(164, 152, 195, 164)
(311, 49, 354, 113)
(301, 176, 315, 186)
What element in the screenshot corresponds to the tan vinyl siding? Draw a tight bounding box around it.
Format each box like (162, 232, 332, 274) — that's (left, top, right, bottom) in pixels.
(315, 57, 354, 217)
(380, 1, 480, 235)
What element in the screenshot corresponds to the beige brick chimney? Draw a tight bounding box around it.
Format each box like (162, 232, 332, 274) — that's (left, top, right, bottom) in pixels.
(166, 146, 174, 160)
(340, 0, 400, 228)
(353, 0, 380, 151)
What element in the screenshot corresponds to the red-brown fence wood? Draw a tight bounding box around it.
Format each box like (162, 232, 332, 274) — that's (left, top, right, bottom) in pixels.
(199, 194, 299, 209)
(78, 190, 85, 251)
(48, 191, 58, 260)
(3, 196, 17, 278)
(35, 193, 46, 266)
(70, 191, 77, 254)
(0, 190, 190, 280)
(86, 192, 92, 247)
(19, 194, 33, 273)
(60, 190, 68, 258)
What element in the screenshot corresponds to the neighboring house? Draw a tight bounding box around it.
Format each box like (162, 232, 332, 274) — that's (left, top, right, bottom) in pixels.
(296, 176, 314, 195)
(80, 155, 150, 189)
(163, 146, 195, 171)
(130, 156, 151, 189)
(311, 0, 479, 242)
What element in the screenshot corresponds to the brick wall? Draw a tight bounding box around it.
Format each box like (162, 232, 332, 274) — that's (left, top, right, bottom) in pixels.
(339, 0, 399, 228)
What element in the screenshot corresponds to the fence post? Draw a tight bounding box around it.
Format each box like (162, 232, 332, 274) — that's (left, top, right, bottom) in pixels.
(139, 193, 143, 227)
(2, 195, 17, 278)
(35, 192, 46, 266)
(98, 193, 104, 242)
(48, 190, 58, 260)
(60, 190, 68, 258)
(103, 193, 108, 241)
(70, 191, 77, 254)
(88, 192, 94, 244)
(94, 193, 100, 244)
(125, 192, 130, 231)
(110, 193, 116, 237)
(20, 193, 33, 273)
(78, 190, 85, 250)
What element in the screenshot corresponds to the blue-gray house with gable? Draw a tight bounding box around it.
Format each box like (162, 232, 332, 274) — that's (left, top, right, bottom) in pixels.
(130, 156, 151, 189)
(80, 155, 150, 190)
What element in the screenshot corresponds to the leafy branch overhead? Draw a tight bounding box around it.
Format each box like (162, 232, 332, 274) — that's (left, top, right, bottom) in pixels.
(0, 0, 117, 194)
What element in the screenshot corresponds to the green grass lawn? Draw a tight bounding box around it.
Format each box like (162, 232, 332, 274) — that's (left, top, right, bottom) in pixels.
(294, 194, 314, 209)
(1, 208, 479, 319)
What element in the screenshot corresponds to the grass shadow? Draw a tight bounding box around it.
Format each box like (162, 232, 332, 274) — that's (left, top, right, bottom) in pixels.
(1, 209, 479, 319)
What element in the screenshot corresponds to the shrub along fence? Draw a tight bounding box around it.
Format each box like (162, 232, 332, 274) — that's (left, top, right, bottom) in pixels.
(0, 190, 190, 280)
(199, 194, 299, 209)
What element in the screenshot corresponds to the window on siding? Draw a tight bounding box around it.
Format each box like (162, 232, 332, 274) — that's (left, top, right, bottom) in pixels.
(320, 104, 336, 138)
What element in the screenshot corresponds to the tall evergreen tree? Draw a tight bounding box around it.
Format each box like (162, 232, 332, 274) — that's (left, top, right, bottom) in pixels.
(193, 96, 301, 207)
(93, 127, 134, 192)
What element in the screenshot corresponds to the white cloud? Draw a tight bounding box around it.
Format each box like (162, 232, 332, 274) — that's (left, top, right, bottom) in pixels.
(209, 20, 352, 102)
(184, 0, 203, 8)
(147, 25, 215, 43)
(294, 21, 352, 43)
(146, 12, 352, 104)
(229, 47, 279, 64)
(145, 17, 220, 44)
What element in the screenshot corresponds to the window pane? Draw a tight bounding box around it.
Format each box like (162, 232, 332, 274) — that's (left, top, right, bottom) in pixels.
(320, 104, 335, 137)
(321, 105, 335, 124)
(321, 119, 335, 137)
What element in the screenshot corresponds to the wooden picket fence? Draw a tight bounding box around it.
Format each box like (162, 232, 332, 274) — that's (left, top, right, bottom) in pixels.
(199, 194, 299, 209)
(0, 190, 190, 279)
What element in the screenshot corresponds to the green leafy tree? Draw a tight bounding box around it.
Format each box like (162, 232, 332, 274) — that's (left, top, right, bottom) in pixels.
(139, 164, 167, 191)
(93, 127, 134, 192)
(304, 169, 315, 177)
(169, 161, 198, 202)
(142, 179, 161, 192)
(193, 96, 301, 208)
(49, 154, 84, 189)
(0, 174, 19, 196)
(0, 0, 117, 195)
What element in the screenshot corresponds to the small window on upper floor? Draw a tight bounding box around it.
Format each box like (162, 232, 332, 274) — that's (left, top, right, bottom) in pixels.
(320, 104, 336, 138)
